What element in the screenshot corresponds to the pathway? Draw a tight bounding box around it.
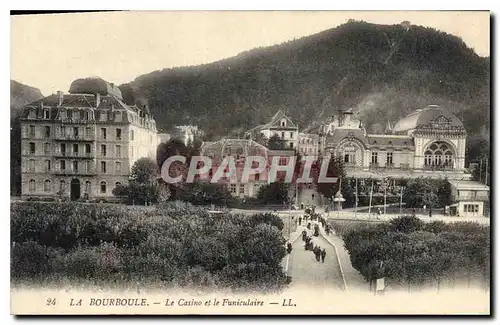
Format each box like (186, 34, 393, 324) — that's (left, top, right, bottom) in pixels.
(286, 225, 344, 291)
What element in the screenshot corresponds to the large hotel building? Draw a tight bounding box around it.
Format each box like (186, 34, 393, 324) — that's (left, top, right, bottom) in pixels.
(19, 77, 160, 201)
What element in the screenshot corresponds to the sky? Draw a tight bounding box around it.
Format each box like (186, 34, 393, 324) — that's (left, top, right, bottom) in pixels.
(11, 11, 490, 96)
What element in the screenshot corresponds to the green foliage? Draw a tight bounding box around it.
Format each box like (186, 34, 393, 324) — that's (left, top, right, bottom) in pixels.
(267, 134, 285, 150)
(118, 21, 489, 159)
(403, 178, 451, 208)
(11, 201, 288, 292)
(256, 182, 290, 205)
(130, 157, 159, 184)
(389, 216, 425, 233)
(341, 216, 490, 288)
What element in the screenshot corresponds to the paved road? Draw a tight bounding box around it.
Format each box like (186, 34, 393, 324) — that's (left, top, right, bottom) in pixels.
(287, 225, 344, 291)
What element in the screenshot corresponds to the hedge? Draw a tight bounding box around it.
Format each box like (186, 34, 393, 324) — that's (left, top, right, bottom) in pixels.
(11, 201, 288, 292)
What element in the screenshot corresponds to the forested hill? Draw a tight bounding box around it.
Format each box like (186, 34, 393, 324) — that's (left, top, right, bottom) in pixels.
(10, 80, 44, 118)
(121, 20, 488, 156)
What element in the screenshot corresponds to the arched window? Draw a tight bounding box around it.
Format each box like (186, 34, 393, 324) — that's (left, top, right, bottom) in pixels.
(85, 181, 91, 193)
(43, 179, 51, 193)
(424, 141, 454, 169)
(100, 181, 107, 194)
(29, 179, 36, 192)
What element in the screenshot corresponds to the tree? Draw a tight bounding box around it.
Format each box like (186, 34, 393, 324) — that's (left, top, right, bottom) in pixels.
(312, 155, 354, 205)
(130, 157, 159, 184)
(257, 182, 290, 205)
(156, 138, 189, 169)
(267, 134, 285, 150)
(403, 178, 442, 209)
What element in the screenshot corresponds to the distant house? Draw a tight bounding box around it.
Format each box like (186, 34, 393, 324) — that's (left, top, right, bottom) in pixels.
(448, 180, 490, 217)
(170, 125, 201, 145)
(245, 110, 299, 150)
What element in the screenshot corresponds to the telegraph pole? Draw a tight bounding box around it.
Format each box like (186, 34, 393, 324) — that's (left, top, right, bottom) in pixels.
(368, 179, 374, 215)
(399, 186, 404, 215)
(485, 158, 489, 186)
(383, 179, 387, 217)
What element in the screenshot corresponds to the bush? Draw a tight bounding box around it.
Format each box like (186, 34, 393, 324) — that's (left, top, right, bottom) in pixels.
(10, 201, 289, 292)
(341, 217, 490, 289)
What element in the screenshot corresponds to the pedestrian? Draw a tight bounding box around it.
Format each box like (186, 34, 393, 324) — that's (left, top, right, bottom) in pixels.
(429, 208, 432, 218)
(299, 217, 302, 226)
(412, 208, 416, 217)
(321, 249, 326, 263)
(377, 208, 381, 219)
(315, 246, 321, 262)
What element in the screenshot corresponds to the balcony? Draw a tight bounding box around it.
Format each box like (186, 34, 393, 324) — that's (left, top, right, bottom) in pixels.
(53, 152, 94, 159)
(59, 118, 94, 124)
(53, 169, 96, 176)
(423, 164, 455, 171)
(369, 162, 380, 169)
(385, 163, 395, 169)
(54, 134, 94, 141)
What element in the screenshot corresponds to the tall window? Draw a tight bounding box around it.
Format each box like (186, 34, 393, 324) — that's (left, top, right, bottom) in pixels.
(73, 127, 79, 137)
(61, 125, 66, 137)
(60, 160, 66, 170)
(60, 110, 67, 119)
(45, 159, 51, 172)
(72, 110, 79, 120)
(115, 145, 121, 158)
(85, 127, 91, 137)
(116, 128, 122, 140)
(101, 161, 107, 173)
(43, 180, 51, 193)
(29, 142, 35, 154)
(44, 143, 51, 155)
(73, 161, 78, 172)
(44, 110, 50, 119)
(239, 184, 244, 195)
(130, 129, 135, 141)
(73, 144, 79, 155)
(101, 145, 107, 157)
(115, 161, 122, 173)
(100, 112, 107, 122)
(290, 132, 294, 138)
(281, 132, 285, 138)
(115, 111, 122, 122)
(29, 179, 36, 192)
(44, 126, 51, 138)
(60, 143, 66, 154)
(100, 181, 106, 193)
(386, 152, 393, 165)
(29, 125, 35, 137)
(85, 181, 91, 194)
(101, 128, 107, 140)
(343, 146, 357, 164)
(371, 151, 378, 164)
(28, 159, 35, 172)
(230, 184, 237, 194)
(85, 144, 91, 154)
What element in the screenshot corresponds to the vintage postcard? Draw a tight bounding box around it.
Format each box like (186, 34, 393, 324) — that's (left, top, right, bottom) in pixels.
(10, 10, 491, 315)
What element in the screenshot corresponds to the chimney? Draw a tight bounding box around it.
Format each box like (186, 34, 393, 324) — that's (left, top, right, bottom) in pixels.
(95, 93, 101, 107)
(57, 91, 64, 106)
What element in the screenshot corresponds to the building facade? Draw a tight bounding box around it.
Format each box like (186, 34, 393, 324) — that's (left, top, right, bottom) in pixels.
(245, 110, 299, 150)
(19, 77, 159, 201)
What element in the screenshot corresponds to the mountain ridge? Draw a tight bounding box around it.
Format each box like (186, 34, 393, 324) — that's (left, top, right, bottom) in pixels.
(117, 20, 489, 151)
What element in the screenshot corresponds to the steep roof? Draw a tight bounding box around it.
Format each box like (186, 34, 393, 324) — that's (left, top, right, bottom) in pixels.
(393, 105, 464, 133)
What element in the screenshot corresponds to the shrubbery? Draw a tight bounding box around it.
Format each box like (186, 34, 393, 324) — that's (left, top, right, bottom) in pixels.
(11, 201, 288, 292)
(337, 216, 490, 290)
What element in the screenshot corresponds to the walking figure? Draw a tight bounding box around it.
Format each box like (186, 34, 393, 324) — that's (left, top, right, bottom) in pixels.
(321, 249, 326, 263)
(299, 217, 302, 226)
(313, 246, 321, 262)
(377, 208, 382, 219)
(412, 208, 416, 217)
(429, 207, 433, 218)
